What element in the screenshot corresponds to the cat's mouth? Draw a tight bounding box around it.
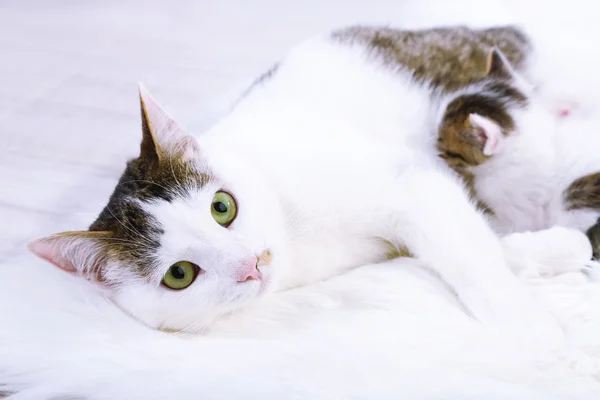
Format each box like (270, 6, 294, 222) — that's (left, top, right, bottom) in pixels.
(254, 250, 274, 293)
(254, 249, 273, 285)
(257, 249, 272, 268)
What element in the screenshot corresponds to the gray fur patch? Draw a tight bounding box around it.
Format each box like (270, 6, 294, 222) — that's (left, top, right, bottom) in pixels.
(332, 25, 531, 93)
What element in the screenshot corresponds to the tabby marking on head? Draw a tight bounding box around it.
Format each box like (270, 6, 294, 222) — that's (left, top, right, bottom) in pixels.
(437, 48, 529, 172)
(86, 86, 212, 279)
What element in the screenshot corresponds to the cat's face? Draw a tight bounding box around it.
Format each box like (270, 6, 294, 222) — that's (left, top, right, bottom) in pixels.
(29, 86, 289, 333)
(437, 115, 491, 169)
(437, 48, 530, 170)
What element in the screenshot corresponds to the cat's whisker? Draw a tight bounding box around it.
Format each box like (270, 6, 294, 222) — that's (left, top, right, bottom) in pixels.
(283, 208, 310, 227)
(92, 237, 149, 248)
(175, 319, 208, 336)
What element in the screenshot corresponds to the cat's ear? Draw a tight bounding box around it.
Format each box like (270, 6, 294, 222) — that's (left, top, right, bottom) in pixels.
(28, 231, 112, 281)
(468, 113, 503, 156)
(138, 83, 199, 164)
(485, 47, 516, 79)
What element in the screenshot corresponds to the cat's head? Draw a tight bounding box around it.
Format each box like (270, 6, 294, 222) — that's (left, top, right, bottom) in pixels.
(28, 86, 289, 333)
(437, 48, 530, 169)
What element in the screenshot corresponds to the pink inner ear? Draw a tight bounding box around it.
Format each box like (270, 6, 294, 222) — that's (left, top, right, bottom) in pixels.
(28, 240, 77, 273)
(469, 113, 503, 156)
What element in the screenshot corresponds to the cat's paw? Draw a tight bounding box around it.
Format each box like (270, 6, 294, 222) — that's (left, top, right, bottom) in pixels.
(501, 226, 593, 279)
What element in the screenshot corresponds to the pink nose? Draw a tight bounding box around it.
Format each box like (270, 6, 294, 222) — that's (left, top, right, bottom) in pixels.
(236, 256, 262, 282)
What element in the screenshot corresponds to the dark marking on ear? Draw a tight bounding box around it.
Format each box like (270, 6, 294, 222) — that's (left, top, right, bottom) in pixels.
(139, 92, 160, 165)
(564, 172, 600, 211)
(486, 47, 512, 78)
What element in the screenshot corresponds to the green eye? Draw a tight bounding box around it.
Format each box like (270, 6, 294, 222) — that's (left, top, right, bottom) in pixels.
(211, 191, 237, 227)
(162, 261, 200, 290)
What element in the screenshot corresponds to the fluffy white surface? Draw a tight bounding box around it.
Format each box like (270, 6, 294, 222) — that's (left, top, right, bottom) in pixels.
(2, 0, 600, 398)
(1, 229, 600, 399)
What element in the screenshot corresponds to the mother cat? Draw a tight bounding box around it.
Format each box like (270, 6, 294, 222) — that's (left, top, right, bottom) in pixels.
(30, 25, 562, 337)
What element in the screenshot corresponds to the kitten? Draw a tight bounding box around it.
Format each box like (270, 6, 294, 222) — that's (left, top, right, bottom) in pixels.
(436, 47, 532, 211)
(436, 48, 600, 256)
(29, 26, 559, 337)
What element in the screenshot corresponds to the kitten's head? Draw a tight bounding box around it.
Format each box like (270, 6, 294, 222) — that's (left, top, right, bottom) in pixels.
(437, 48, 529, 169)
(29, 85, 289, 333)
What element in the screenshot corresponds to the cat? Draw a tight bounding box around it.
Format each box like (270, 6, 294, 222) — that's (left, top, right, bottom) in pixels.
(435, 47, 600, 258)
(27, 26, 561, 338)
(436, 46, 541, 212)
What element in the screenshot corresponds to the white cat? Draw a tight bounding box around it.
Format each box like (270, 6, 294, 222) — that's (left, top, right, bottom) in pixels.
(28, 32, 557, 338)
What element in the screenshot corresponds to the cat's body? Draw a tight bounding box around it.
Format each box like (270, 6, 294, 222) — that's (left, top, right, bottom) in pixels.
(30, 26, 561, 338)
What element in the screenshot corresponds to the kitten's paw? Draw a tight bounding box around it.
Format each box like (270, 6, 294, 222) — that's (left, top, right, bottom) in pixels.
(501, 226, 593, 278)
(582, 260, 600, 282)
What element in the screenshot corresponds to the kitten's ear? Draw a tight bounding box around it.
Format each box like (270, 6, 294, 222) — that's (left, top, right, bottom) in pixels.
(485, 47, 516, 79)
(468, 113, 503, 156)
(138, 83, 199, 164)
(28, 231, 112, 280)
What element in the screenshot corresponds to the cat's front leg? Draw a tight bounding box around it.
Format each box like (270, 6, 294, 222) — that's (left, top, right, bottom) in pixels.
(501, 226, 594, 279)
(382, 167, 562, 345)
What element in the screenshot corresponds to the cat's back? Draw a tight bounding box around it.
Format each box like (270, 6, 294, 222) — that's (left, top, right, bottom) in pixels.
(215, 33, 430, 153)
(333, 25, 531, 93)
